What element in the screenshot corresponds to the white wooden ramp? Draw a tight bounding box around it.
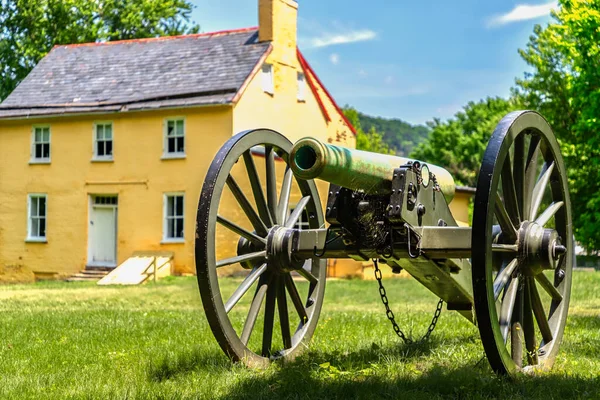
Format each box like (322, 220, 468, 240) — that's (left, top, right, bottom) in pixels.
(97, 251, 173, 286)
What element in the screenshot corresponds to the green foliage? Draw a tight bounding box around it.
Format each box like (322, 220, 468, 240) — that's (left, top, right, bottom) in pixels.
(344, 106, 394, 154)
(515, 0, 600, 253)
(410, 97, 519, 187)
(344, 106, 429, 156)
(0, 0, 199, 101)
(356, 111, 430, 156)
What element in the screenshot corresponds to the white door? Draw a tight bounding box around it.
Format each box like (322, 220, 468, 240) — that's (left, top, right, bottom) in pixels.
(89, 196, 118, 266)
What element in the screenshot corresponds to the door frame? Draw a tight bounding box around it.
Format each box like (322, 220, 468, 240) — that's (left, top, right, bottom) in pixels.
(87, 194, 118, 268)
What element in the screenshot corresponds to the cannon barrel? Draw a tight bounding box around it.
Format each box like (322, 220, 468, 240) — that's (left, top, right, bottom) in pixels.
(289, 137, 455, 203)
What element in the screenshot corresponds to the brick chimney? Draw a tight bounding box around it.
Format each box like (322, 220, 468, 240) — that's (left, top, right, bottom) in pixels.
(259, 0, 297, 66)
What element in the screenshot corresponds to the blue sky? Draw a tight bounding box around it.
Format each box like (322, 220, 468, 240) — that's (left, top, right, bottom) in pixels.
(190, 1, 557, 125)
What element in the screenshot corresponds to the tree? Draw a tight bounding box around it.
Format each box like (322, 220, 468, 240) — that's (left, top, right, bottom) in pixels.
(515, 0, 600, 253)
(343, 107, 394, 155)
(410, 97, 519, 187)
(0, 0, 199, 101)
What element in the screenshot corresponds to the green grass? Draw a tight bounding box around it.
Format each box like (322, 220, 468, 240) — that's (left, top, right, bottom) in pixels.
(0, 272, 599, 399)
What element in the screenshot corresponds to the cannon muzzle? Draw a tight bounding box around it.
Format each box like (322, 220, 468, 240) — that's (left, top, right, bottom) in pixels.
(289, 137, 455, 203)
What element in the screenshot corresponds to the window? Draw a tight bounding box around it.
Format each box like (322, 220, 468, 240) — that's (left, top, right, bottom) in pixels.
(262, 63, 274, 94)
(164, 193, 184, 241)
(27, 194, 47, 241)
(94, 122, 113, 160)
(297, 72, 306, 101)
(31, 126, 51, 162)
(289, 206, 310, 230)
(164, 118, 185, 157)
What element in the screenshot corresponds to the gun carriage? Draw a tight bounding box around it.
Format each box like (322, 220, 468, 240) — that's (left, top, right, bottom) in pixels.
(195, 110, 573, 376)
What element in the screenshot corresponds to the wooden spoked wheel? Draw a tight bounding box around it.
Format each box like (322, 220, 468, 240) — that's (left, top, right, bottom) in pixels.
(195, 129, 326, 368)
(472, 111, 573, 375)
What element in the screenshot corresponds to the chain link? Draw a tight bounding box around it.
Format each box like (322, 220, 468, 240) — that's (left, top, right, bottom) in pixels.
(373, 258, 443, 344)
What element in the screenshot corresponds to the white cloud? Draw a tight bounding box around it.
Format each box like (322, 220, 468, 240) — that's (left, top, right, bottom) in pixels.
(487, 1, 558, 28)
(306, 29, 377, 49)
(329, 53, 340, 65)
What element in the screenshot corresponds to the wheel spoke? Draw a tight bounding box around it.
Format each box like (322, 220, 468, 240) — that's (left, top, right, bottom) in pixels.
(277, 168, 293, 225)
(226, 174, 268, 236)
(240, 274, 270, 346)
(217, 215, 266, 246)
(510, 286, 524, 367)
(285, 196, 311, 229)
(535, 272, 563, 302)
(494, 258, 518, 301)
(216, 250, 266, 268)
(297, 263, 318, 285)
(277, 277, 292, 349)
(284, 274, 308, 324)
(534, 201, 564, 227)
(494, 193, 517, 241)
(262, 276, 277, 357)
(513, 134, 525, 216)
(502, 153, 521, 225)
(224, 264, 267, 313)
(523, 136, 541, 220)
(530, 280, 553, 344)
(523, 278, 538, 365)
(243, 151, 273, 227)
(265, 146, 278, 224)
(492, 244, 518, 253)
(530, 162, 554, 220)
(500, 276, 519, 343)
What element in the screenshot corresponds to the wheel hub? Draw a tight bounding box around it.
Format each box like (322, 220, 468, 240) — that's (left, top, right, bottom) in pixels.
(266, 225, 304, 273)
(518, 221, 565, 276)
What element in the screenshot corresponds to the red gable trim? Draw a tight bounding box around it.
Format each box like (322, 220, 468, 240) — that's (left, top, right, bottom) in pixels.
(296, 49, 357, 136)
(53, 26, 259, 49)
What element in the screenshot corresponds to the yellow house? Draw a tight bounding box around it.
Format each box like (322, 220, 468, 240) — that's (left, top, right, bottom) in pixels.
(0, 0, 356, 281)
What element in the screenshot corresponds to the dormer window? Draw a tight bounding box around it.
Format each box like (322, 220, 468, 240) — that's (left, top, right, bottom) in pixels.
(262, 63, 274, 94)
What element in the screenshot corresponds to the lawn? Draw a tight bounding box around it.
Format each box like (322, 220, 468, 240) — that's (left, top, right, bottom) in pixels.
(0, 272, 599, 399)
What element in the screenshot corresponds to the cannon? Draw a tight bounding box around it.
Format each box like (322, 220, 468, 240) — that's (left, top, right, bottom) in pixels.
(195, 111, 573, 376)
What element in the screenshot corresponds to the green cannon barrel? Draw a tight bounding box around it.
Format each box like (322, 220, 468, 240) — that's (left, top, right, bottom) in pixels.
(289, 137, 455, 203)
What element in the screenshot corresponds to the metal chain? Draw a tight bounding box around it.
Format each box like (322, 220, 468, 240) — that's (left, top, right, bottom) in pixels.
(373, 258, 443, 344)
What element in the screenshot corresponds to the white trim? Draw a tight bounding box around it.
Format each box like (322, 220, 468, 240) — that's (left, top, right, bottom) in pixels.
(163, 192, 185, 242)
(163, 117, 186, 158)
(92, 121, 114, 161)
(30, 125, 51, 163)
(26, 193, 47, 242)
(262, 63, 274, 95)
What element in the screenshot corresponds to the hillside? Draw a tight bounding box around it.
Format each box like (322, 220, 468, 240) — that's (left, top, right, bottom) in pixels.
(357, 112, 429, 156)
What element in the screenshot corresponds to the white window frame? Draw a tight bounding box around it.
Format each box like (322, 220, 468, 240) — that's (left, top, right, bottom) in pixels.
(26, 194, 47, 242)
(162, 118, 186, 159)
(30, 125, 51, 164)
(92, 121, 114, 161)
(297, 72, 306, 101)
(163, 192, 185, 243)
(262, 63, 274, 95)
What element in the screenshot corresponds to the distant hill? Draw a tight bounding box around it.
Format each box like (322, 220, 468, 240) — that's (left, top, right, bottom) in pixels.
(356, 112, 429, 156)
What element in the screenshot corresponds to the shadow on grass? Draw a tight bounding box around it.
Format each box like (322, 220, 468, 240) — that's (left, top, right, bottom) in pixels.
(219, 363, 600, 400)
(148, 347, 232, 382)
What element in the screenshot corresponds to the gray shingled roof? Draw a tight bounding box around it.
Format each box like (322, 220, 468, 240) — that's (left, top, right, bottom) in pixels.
(0, 28, 270, 119)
